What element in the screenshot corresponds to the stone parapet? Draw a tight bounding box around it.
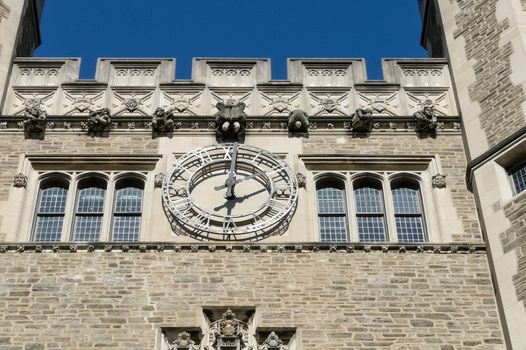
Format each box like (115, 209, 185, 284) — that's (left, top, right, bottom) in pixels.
(1, 57, 458, 119)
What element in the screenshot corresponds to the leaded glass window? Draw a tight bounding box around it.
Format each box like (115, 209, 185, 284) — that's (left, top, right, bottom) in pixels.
(72, 178, 106, 241)
(509, 161, 526, 195)
(317, 180, 348, 242)
(391, 181, 426, 243)
(354, 180, 386, 242)
(112, 179, 144, 241)
(33, 181, 68, 242)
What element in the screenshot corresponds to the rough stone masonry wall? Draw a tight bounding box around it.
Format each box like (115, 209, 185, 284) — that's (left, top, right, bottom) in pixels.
(0, 134, 159, 241)
(501, 192, 526, 306)
(0, 251, 505, 350)
(303, 133, 482, 242)
(451, 0, 526, 148)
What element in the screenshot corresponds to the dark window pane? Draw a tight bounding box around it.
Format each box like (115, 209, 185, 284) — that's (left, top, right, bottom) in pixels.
(77, 187, 105, 213)
(73, 216, 102, 241)
(319, 216, 347, 242)
(34, 216, 63, 242)
(396, 217, 425, 242)
(357, 216, 386, 242)
(510, 162, 526, 194)
(392, 186, 421, 214)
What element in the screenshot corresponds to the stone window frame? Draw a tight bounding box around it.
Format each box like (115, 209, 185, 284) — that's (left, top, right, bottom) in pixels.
(492, 137, 526, 203)
(10, 154, 161, 242)
(300, 155, 450, 243)
(313, 171, 429, 243)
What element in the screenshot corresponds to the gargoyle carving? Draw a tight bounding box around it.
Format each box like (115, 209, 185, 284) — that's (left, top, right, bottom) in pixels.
(87, 108, 111, 134)
(413, 100, 438, 133)
(287, 109, 309, 133)
(22, 103, 47, 132)
(152, 107, 175, 133)
(351, 108, 373, 133)
(215, 99, 247, 141)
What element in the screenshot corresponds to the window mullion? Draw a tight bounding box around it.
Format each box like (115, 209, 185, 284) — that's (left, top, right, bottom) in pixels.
(347, 173, 359, 242)
(383, 174, 398, 243)
(61, 173, 76, 242)
(100, 174, 115, 241)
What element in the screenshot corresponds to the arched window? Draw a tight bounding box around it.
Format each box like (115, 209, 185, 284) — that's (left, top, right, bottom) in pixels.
(112, 179, 144, 241)
(354, 179, 386, 242)
(72, 178, 107, 241)
(316, 179, 348, 242)
(32, 180, 69, 242)
(391, 181, 426, 242)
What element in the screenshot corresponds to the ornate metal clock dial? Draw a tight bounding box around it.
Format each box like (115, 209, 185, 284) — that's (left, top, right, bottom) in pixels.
(162, 143, 298, 240)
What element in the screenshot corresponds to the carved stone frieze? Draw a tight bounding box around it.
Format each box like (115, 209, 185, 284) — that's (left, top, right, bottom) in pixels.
(15, 67, 61, 86)
(356, 91, 400, 116)
(9, 92, 54, 116)
(61, 91, 105, 115)
(406, 91, 451, 116)
(112, 67, 157, 86)
(259, 91, 301, 115)
(308, 92, 349, 116)
(111, 90, 153, 116)
(401, 67, 445, 87)
(160, 91, 202, 116)
(304, 66, 351, 87)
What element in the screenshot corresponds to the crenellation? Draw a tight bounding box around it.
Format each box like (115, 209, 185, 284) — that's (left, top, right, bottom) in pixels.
(1, 57, 459, 118)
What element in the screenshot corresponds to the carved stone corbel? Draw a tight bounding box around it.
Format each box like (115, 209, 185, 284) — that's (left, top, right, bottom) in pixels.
(287, 109, 309, 134)
(152, 107, 175, 133)
(13, 173, 28, 188)
(350, 108, 373, 133)
(215, 99, 247, 142)
(413, 99, 438, 133)
(86, 108, 111, 135)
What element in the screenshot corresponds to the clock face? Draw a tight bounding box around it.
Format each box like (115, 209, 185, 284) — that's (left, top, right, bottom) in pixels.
(162, 143, 298, 240)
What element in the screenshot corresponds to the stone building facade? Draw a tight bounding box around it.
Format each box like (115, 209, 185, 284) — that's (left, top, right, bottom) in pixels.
(421, 0, 526, 348)
(0, 0, 517, 349)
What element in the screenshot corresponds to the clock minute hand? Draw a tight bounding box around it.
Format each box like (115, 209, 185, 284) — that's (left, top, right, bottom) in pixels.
(224, 143, 239, 200)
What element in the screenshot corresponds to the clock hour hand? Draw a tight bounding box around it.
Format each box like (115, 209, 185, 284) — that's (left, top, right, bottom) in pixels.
(224, 143, 239, 200)
(214, 170, 267, 191)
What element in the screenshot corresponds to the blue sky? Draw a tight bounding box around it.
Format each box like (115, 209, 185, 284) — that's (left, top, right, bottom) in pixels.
(35, 0, 427, 80)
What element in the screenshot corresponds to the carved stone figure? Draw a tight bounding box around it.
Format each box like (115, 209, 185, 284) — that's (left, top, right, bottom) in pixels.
(86, 108, 111, 134)
(169, 331, 198, 350)
(287, 109, 309, 133)
(215, 99, 247, 141)
(296, 173, 306, 188)
(351, 108, 373, 133)
(22, 104, 47, 132)
(212, 309, 247, 350)
(152, 107, 175, 133)
(259, 332, 287, 350)
(413, 100, 438, 133)
(13, 173, 28, 188)
(432, 174, 447, 188)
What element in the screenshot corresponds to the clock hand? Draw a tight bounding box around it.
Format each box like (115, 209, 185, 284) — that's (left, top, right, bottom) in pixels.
(214, 170, 267, 191)
(224, 143, 239, 200)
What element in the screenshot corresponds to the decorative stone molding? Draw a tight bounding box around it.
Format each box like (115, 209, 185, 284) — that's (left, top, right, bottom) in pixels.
(12, 173, 28, 188)
(432, 174, 447, 188)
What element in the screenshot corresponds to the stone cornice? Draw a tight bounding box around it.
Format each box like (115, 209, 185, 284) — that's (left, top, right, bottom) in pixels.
(0, 242, 486, 254)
